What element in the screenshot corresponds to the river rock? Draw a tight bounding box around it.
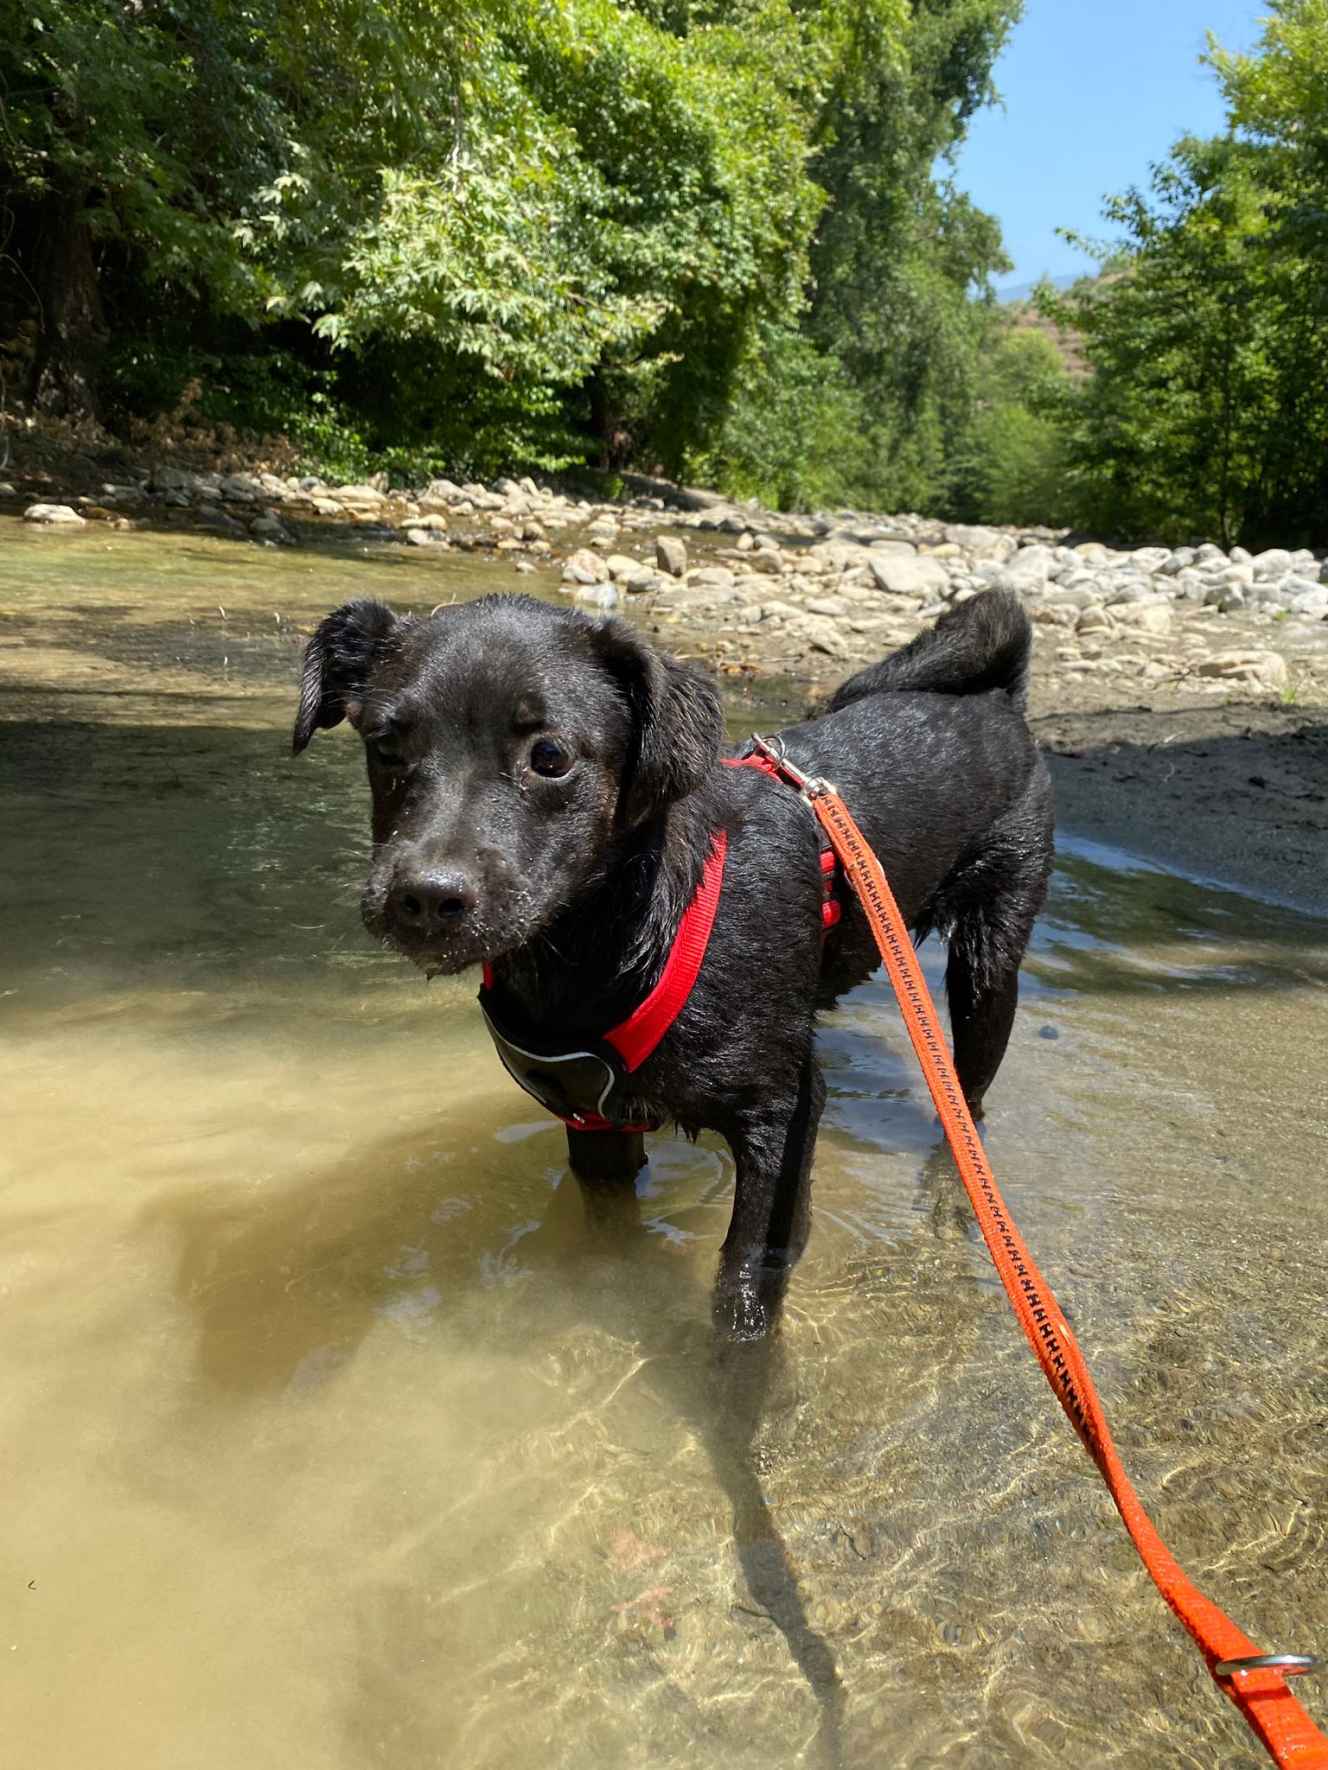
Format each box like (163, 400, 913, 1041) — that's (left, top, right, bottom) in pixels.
(562, 548, 609, 585)
(1112, 602, 1172, 634)
(574, 583, 620, 611)
(146, 466, 183, 493)
(23, 503, 86, 525)
(249, 513, 294, 544)
(217, 473, 263, 503)
(1251, 548, 1294, 580)
(868, 553, 948, 597)
(999, 544, 1058, 589)
(794, 615, 850, 659)
(689, 565, 736, 591)
(1196, 651, 1290, 692)
(655, 536, 688, 577)
(943, 524, 1011, 559)
(604, 553, 642, 582)
(334, 483, 386, 507)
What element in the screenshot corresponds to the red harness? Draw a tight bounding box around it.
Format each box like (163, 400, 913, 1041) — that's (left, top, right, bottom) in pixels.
(477, 750, 841, 1133)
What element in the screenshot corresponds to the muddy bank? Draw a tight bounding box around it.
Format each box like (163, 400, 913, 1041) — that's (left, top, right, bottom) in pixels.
(1036, 699, 1328, 914)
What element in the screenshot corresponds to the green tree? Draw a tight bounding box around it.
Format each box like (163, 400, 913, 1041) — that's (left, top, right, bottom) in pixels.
(1044, 0, 1328, 546)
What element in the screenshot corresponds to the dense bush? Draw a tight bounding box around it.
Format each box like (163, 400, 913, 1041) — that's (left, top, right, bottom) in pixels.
(2, 0, 1022, 497)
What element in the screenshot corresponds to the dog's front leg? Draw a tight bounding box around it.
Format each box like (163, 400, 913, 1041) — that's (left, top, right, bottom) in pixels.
(714, 1055, 824, 1341)
(565, 1128, 647, 1236)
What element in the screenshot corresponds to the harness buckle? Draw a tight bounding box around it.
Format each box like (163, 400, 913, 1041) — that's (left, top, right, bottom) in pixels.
(747, 733, 837, 802)
(1214, 1653, 1320, 1680)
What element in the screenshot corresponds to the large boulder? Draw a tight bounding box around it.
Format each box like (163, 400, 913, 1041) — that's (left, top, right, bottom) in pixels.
(944, 524, 1013, 560)
(23, 503, 86, 525)
(655, 535, 688, 577)
(998, 543, 1059, 590)
(561, 548, 609, 585)
(868, 553, 949, 597)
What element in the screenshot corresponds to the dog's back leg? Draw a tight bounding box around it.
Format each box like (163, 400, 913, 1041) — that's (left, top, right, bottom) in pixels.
(940, 799, 1053, 1118)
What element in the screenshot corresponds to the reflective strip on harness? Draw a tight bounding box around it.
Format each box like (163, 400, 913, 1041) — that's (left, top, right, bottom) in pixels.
(478, 829, 729, 1131)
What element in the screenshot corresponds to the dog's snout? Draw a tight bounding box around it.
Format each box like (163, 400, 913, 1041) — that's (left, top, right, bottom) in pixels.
(389, 870, 476, 929)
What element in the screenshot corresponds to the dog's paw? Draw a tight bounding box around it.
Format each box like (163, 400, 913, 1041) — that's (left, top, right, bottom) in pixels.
(712, 1279, 774, 1343)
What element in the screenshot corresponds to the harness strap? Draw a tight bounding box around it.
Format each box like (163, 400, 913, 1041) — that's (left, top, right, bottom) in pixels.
(724, 752, 841, 929)
(479, 830, 729, 1132)
(801, 773, 1328, 1770)
(603, 830, 728, 1071)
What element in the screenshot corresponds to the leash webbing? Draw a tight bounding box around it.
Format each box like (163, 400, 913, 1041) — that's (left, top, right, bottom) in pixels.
(806, 782, 1328, 1768)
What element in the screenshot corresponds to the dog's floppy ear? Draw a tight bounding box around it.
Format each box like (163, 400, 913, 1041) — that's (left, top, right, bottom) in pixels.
(292, 599, 398, 753)
(588, 618, 724, 827)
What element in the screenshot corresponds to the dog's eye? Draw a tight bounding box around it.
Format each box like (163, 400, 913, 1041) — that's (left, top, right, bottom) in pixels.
(367, 736, 405, 770)
(529, 738, 573, 779)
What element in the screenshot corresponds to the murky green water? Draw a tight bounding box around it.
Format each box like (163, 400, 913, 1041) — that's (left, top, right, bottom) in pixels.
(3, 520, 1327, 1769)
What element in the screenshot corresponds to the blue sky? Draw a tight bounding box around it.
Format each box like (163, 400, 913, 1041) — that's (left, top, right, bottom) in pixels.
(954, 1, 1270, 293)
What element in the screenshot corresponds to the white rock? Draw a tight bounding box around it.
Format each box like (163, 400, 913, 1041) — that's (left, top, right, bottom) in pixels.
(943, 524, 1012, 559)
(868, 553, 949, 597)
(688, 565, 736, 591)
(562, 548, 609, 585)
(1076, 606, 1113, 634)
(23, 503, 86, 525)
(1112, 603, 1172, 634)
(1252, 548, 1294, 579)
(1128, 546, 1172, 573)
(573, 583, 620, 611)
(795, 615, 850, 659)
(1196, 651, 1289, 692)
(656, 536, 688, 577)
(605, 553, 643, 581)
(1000, 543, 1058, 588)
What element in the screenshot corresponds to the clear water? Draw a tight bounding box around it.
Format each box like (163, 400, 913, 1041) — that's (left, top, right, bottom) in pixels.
(3, 520, 1326, 1769)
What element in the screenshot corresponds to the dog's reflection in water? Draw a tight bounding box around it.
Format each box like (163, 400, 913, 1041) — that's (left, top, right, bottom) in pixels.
(559, 1160, 847, 1769)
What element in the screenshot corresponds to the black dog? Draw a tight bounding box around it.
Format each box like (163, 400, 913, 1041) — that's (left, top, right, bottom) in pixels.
(294, 587, 1053, 1339)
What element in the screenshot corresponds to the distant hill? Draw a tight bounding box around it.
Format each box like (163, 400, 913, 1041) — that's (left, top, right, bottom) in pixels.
(997, 272, 1106, 380)
(996, 273, 1082, 306)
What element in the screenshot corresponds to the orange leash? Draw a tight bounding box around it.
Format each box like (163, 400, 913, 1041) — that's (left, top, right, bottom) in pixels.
(748, 739, 1326, 1767)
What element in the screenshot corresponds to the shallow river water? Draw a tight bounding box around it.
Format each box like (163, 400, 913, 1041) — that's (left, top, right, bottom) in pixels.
(3, 520, 1327, 1769)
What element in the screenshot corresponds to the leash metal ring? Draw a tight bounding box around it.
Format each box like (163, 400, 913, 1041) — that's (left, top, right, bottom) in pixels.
(1214, 1653, 1319, 1679)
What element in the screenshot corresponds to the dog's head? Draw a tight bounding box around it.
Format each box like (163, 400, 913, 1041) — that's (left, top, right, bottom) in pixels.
(293, 594, 723, 974)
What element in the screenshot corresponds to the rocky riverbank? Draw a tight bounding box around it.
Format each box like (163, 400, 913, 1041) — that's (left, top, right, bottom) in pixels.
(9, 462, 1328, 909)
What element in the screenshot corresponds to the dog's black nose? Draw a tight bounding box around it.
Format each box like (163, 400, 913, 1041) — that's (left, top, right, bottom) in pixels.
(389, 871, 476, 929)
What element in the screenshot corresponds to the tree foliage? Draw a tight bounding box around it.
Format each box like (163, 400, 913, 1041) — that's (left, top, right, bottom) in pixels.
(1043, 0, 1328, 547)
(1, 0, 1020, 493)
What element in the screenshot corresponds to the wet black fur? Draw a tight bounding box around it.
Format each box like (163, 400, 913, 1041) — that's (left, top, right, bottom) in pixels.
(294, 587, 1054, 1340)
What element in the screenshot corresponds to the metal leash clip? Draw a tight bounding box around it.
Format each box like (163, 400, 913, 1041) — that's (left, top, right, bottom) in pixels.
(1214, 1653, 1320, 1680)
(747, 733, 836, 802)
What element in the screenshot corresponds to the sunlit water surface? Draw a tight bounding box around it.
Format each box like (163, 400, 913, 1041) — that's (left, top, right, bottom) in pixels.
(2, 520, 1327, 1769)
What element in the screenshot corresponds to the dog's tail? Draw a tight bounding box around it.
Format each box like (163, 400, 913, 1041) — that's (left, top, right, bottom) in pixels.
(828, 587, 1032, 714)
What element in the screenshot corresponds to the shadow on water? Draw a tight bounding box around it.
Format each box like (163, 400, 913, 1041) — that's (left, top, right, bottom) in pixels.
(150, 1093, 905, 1766)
